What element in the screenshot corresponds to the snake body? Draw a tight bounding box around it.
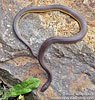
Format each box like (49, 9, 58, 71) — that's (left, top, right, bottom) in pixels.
(13, 5, 87, 92)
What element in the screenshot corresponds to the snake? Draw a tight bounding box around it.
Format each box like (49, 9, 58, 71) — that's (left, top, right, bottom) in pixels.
(13, 4, 87, 92)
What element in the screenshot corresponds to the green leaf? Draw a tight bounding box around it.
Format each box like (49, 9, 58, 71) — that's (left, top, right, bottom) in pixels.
(0, 89, 3, 96)
(3, 78, 40, 98)
(0, 97, 8, 100)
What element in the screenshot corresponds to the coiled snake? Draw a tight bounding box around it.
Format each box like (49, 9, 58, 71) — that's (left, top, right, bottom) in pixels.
(13, 5, 87, 92)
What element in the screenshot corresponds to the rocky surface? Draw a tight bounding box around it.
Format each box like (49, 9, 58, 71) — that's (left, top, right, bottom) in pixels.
(0, 0, 95, 100)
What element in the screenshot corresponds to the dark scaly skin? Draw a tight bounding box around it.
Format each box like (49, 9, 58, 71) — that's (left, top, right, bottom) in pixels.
(13, 5, 87, 92)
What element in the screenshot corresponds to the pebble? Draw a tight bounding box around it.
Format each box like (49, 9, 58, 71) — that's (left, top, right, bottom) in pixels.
(7, 25, 11, 27)
(9, 8, 12, 11)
